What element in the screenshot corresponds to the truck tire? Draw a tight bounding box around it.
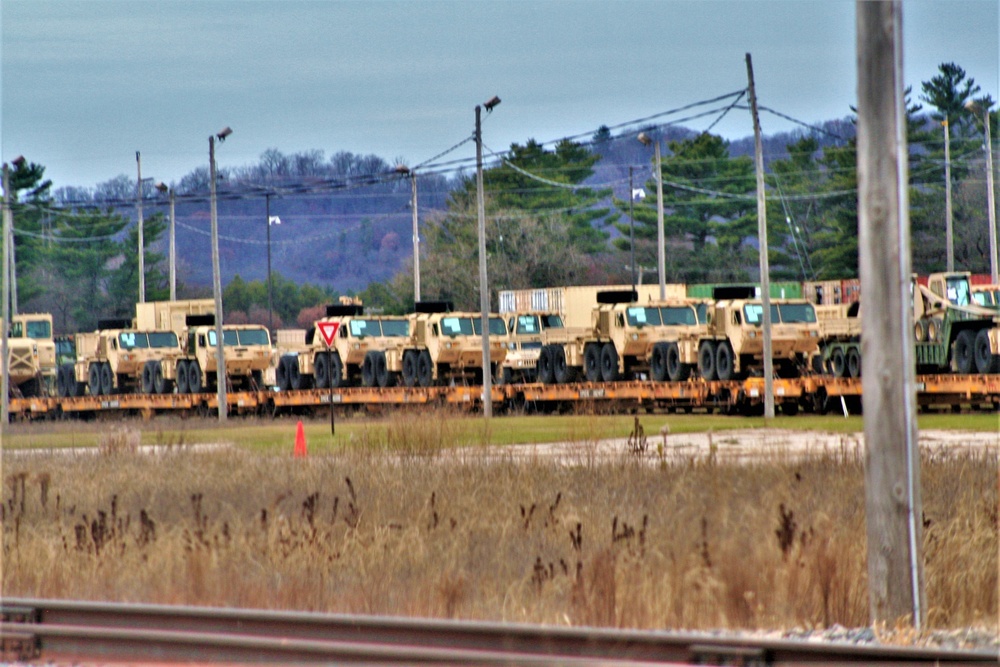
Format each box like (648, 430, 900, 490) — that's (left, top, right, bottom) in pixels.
(830, 348, 846, 378)
(56, 365, 69, 397)
(88, 363, 101, 396)
(666, 343, 690, 382)
(974, 329, 1000, 374)
(650, 343, 669, 382)
(188, 363, 203, 394)
(176, 361, 190, 394)
(314, 353, 330, 389)
(361, 352, 377, 387)
(913, 319, 928, 342)
(375, 352, 391, 388)
(537, 345, 556, 384)
(153, 361, 169, 394)
(847, 348, 862, 378)
(953, 329, 976, 375)
(600, 343, 620, 382)
(553, 346, 574, 383)
(715, 342, 736, 381)
(698, 341, 717, 381)
(330, 353, 345, 388)
(289, 358, 309, 390)
(100, 363, 114, 396)
(416, 350, 433, 387)
(276, 356, 290, 391)
(402, 351, 417, 387)
(141, 361, 155, 394)
(583, 344, 601, 382)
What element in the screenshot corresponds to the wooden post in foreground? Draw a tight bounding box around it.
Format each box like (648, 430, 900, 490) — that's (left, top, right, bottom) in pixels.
(856, 0, 924, 628)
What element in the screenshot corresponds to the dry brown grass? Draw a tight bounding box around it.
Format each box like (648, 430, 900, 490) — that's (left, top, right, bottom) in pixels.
(1, 415, 996, 637)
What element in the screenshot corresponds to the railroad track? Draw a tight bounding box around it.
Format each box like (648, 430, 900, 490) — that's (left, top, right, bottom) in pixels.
(2, 598, 994, 665)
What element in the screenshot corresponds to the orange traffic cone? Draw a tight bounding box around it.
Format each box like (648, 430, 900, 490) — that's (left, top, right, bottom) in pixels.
(293, 420, 308, 458)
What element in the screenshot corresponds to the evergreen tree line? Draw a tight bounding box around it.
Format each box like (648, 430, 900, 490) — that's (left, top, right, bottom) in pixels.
(4, 62, 997, 331)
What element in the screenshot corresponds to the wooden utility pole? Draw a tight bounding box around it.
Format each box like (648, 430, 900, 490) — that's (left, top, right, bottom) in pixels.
(210, 133, 227, 422)
(475, 103, 492, 418)
(745, 53, 774, 420)
(136, 151, 146, 303)
(2, 163, 11, 429)
(943, 120, 954, 272)
(411, 172, 421, 303)
(856, 0, 924, 628)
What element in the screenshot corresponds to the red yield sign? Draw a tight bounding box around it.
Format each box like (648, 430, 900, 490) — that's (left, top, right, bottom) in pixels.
(317, 321, 340, 347)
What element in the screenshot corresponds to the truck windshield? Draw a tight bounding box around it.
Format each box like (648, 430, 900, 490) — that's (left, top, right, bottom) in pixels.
(777, 303, 817, 323)
(148, 332, 179, 348)
(626, 307, 661, 327)
(694, 303, 709, 324)
(660, 306, 697, 326)
(119, 332, 149, 349)
(945, 277, 972, 305)
(441, 317, 474, 336)
(25, 320, 52, 339)
(379, 320, 410, 337)
(516, 316, 540, 334)
(349, 319, 382, 337)
(540, 314, 564, 328)
(237, 328, 270, 345)
(472, 318, 508, 336)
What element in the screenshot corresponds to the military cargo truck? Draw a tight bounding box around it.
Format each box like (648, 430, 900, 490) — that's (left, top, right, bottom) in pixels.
(972, 284, 1000, 309)
(60, 318, 184, 396)
(275, 304, 412, 390)
(2, 312, 56, 397)
(175, 315, 271, 393)
(500, 311, 565, 384)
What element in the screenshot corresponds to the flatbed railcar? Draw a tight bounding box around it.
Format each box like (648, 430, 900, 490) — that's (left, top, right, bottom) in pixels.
(6, 374, 1000, 421)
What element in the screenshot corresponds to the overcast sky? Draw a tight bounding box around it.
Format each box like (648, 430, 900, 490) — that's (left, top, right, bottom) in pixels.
(2, 0, 997, 190)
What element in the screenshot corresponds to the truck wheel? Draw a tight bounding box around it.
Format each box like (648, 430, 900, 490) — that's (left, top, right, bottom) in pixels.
(330, 353, 345, 388)
(953, 329, 976, 375)
(402, 351, 417, 387)
(141, 361, 155, 394)
(361, 352, 377, 387)
(913, 319, 928, 343)
(188, 363, 203, 394)
(100, 363, 114, 395)
(153, 362, 169, 394)
(666, 343, 690, 382)
(650, 343, 669, 382)
(698, 341, 717, 381)
(289, 357, 309, 390)
(847, 348, 862, 378)
(537, 345, 556, 384)
(375, 352, 391, 388)
(314, 352, 330, 389)
(583, 344, 601, 382)
(715, 342, 736, 381)
(416, 350, 433, 387)
(88, 363, 101, 396)
(927, 318, 944, 343)
(56, 365, 69, 397)
(276, 356, 290, 391)
(553, 346, 574, 383)
(176, 361, 190, 394)
(974, 329, 1000, 374)
(830, 348, 846, 378)
(600, 343, 620, 382)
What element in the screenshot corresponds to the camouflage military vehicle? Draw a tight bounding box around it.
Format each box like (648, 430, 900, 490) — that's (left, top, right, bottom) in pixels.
(2, 312, 56, 397)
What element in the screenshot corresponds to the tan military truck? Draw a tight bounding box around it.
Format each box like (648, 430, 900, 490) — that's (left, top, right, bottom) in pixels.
(175, 314, 272, 393)
(395, 301, 509, 387)
(275, 304, 412, 390)
(2, 312, 57, 397)
(812, 302, 862, 377)
(500, 311, 566, 384)
(696, 286, 821, 381)
(534, 290, 709, 384)
(972, 283, 1000, 309)
(60, 318, 184, 396)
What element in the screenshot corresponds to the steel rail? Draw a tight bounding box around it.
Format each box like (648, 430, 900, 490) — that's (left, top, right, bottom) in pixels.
(2, 598, 995, 665)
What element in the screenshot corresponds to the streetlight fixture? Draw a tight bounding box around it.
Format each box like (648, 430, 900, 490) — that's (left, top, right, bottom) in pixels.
(966, 100, 998, 283)
(209, 127, 231, 422)
(395, 164, 421, 303)
(155, 182, 176, 300)
(475, 95, 500, 418)
(637, 131, 666, 300)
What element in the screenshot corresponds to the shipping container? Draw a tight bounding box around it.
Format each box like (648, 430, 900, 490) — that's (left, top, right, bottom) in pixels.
(498, 284, 686, 329)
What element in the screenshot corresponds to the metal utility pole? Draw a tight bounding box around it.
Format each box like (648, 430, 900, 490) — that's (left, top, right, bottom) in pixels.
(745, 53, 775, 420)
(856, 0, 924, 629)
(8, 210, 16, 317)
(638, 133, 666, 299)
(411, 172, 421, 303)
(2, 163, 11, 428)
(628, 166, 636, 291)
(136, 151, 146, 302)
(266, 193, 274, 334)
(475, 96, 500, 419)
(968, 100, 998, 282)
(168, 188, 176, 300)
(943, 120, 954, 272)
(209, 129, 231, 422)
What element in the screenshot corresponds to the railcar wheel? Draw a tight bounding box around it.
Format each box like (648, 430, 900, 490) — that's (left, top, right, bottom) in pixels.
(698, 341, 717, 381)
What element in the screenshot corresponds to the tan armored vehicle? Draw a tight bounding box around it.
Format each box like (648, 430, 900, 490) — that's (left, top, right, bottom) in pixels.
(696, 287, 820, 381)
(501, 311, 565, 384)
(534, 290, 709, 384)
(396, 301, 508, 387)
(60, 318, 184, 396)
(276, 304, 411, 389)
(2, 312, 56, 397)
(175, 315, 271, 393)
(972, 283, 1000, 309)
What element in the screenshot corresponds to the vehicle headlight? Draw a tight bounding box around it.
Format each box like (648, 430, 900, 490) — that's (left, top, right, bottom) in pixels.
(748, 331, 757, 339)
(631, 334, 639, 341)
(810, 330, 818, 337)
